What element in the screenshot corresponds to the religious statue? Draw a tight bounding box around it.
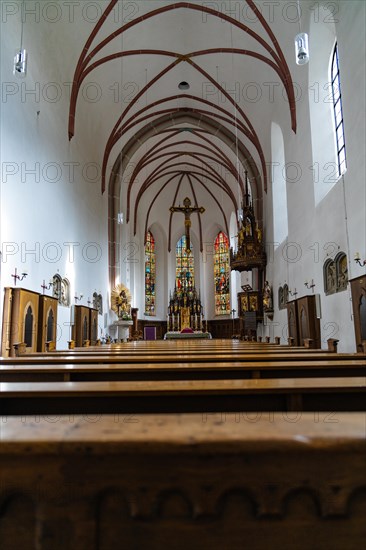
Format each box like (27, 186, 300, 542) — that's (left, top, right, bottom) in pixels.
(111, 284, 132, 319)
(337, 258, 348, 290)
(327, 263, 336, 293)
(170, 197, 205, 252)
(263, 280, 273, 311)
(237, 226, 245, 247)
(245, 218, 252, 236)
(255, 224, 262, 242)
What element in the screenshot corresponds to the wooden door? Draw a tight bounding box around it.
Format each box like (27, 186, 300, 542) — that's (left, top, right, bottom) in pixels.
(296, 295, 321, 348)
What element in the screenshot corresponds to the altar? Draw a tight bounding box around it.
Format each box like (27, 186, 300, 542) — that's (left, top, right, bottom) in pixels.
(164, 331, 212, 340)
(167, 273, 204, 332)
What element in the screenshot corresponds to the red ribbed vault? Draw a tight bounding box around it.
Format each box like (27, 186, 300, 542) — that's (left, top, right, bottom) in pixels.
(68, 0, 297, 285)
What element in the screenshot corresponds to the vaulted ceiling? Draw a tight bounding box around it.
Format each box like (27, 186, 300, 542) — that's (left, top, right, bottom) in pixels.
(67, 0, 299, 261)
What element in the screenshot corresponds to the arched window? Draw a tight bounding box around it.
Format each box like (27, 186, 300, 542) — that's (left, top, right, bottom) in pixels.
(176, 235, 194, 290)
(214, 232, 230, 315)
(331, 43, 347, 177)
(145, 230, 156, 315)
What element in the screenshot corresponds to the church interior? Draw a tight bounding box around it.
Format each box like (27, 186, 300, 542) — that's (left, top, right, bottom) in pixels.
(0, 1, 365, 548)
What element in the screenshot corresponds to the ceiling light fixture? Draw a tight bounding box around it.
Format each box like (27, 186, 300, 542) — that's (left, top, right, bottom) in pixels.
(13, 0, 27, 77)
(178, 81, 190, 90)
(294, 0, 309, 65)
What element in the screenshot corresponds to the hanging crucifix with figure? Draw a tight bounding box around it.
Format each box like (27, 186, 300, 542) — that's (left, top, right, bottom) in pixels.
(170, 197, 205, 253)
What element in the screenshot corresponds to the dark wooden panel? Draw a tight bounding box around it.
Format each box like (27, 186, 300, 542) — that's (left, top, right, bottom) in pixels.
(287, 300, 299, 346)
(350, 275, 366, 352)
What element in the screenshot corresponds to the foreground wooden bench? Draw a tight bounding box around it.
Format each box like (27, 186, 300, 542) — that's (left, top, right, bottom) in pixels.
(0, 413, 365, 549)
(1, 377, 365, 415)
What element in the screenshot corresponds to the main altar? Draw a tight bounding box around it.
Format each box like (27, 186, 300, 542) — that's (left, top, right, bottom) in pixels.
(167, 273, 205, 332)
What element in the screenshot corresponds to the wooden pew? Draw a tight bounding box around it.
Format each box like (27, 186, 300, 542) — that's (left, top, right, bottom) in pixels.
(0, 346, 366, 365)
(0, 413, 365, 549)
(1, 359, 365, 383)
(1, 377, 365, 415)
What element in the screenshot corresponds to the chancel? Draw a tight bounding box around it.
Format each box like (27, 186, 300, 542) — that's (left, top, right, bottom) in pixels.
(0, 1, 365, 548)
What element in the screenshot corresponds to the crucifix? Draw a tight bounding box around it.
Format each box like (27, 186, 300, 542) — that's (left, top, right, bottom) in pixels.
(170, 197, 205, 252)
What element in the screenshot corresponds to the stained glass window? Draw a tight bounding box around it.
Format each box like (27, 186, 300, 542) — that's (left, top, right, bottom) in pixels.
(214, 232, 230, 315)
(176, 236, 194, 293)
(145, 231, 156, 315)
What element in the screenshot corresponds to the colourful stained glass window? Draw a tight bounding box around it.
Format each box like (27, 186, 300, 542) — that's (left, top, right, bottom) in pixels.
(214, 232, 230, 315)
(145, 230, 156, 315)
(176, 236, 194, 292)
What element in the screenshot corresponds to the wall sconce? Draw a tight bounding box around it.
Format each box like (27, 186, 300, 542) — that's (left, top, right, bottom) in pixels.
(41, 279, 54, 295)
(304, 279, 315, 292)
(74, 294, 83, 303)
(289, 288, 298, 297)
(354, 253, 366, 267)
(11, 268, 28, 286)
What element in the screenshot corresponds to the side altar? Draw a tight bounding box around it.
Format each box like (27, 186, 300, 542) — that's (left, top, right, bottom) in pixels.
(109, 283, 133, 342)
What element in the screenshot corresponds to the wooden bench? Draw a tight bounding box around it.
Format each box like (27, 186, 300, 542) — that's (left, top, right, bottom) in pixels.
(1, 351, 363, 366)
(0, 413, 365, 549)
(1, 359, 365, 383)
(1, 377, 365, 415)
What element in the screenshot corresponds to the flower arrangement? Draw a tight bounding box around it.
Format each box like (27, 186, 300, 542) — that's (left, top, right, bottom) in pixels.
(121, 312, 132, 321)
